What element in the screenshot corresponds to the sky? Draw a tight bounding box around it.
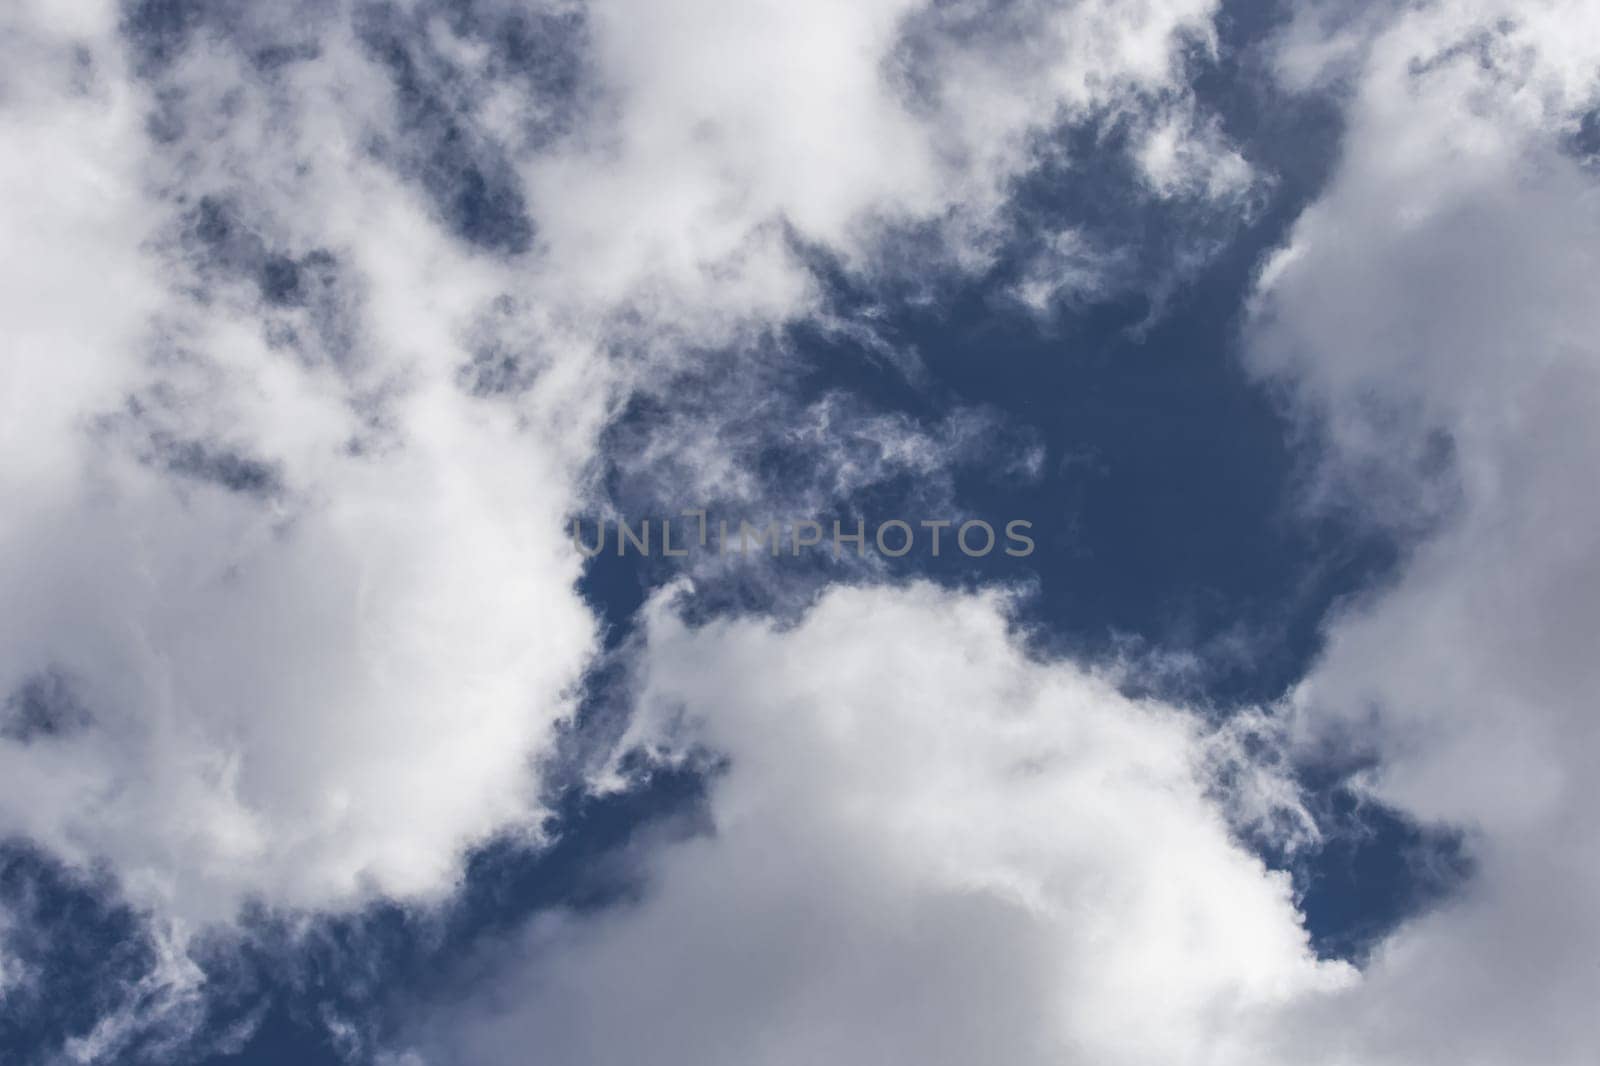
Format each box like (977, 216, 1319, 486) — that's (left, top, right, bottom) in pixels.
(1, 1, 1597, 1063)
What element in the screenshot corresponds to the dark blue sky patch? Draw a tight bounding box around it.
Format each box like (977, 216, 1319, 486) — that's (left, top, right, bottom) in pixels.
(0, 845, 162, 1064)
(121, 0, 209, 77)
(1281, 763, 1476, 964)
(766, 211, 1393, 708)
(915, 282, 1389, 700)
(355, 2, 543, 255)
(1, 672, 92, 744)
(192, 1006, 343, 1066)
(153, 434, 285, 498)
(992, 121, 1257, 324)
(121, 0, 333, 80)
(1568, 105, 1600, 166)
(257, 254, 304, 308)
(577, 326, 1048, 642)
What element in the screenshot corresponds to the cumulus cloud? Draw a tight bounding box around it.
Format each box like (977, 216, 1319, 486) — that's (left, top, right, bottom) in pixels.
(0, 0, 600, 925)
(375, 4, 1600, 1064)
(1245, 1, 1600, 1061)
(528, 0, 1248, 330)
(0, 0, 1253, 932)
(404, 582, 1350, 1066)
(0, 1, 1363, 1062)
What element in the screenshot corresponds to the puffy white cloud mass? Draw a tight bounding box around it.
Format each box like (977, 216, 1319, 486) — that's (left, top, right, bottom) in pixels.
(524, 0, 1249, 328)
(1244, 1, 1600, 1062)
(0, 0, 1250, 929)
(0, 1, 603, 924)
(389, 3, 1600, 1065)
(15, 0, 1600, 1061)
(405, 582, 1352, 1066)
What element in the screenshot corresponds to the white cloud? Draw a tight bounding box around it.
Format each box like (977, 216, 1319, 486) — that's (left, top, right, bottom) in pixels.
(1, 0, 1253, 932)
(1133, 103, 1255, 203)
(1245, 2, 1600, 1061)
(524, 0, 1250, 339)
(385, 4, 1600, 1063)
(12, 0, 1592, 1059)
(404, 582, 1350, 1066)
(0, 3, 601, 924)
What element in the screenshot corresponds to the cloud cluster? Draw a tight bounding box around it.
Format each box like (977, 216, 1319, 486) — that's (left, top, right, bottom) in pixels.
(0, 0, 601, 925)
(0, 0, 1252, 934)
(388, 4, 1600, 1064)
(20, 0, 1596, 1062)
(1246, 1, 1600, 1061)
(405, 582, 1349, 1066)
(529, 0, 1247, 332)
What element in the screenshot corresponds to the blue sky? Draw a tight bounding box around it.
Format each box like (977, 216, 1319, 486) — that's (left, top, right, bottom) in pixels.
(2, 1, 1598, 1064)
